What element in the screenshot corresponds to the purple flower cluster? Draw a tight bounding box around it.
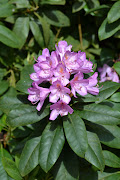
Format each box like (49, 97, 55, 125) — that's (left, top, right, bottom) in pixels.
(28, 41, 99, 120)
(98, 64, 119, 83)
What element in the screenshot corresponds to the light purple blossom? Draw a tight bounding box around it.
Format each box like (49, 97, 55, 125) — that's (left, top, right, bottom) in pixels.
(86, 72, 99, 95)
(49, 100, 73, 120)
(28, 82, 50, 111)
(28, 40, 99, 120)
(70, 73, 89, 97)
(63, 51, 80, 74)
(52, 64, 70, 86)
(55, 40, 72, 60)
(98, 64, 119, 83)
(49, 80, 71, 104)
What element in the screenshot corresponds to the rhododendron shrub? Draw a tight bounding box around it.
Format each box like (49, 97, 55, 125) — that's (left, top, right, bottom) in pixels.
(28, 41, 99, 120)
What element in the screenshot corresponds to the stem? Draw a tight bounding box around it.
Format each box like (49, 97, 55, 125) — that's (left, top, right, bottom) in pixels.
(55, 27, 62, 42)
(78, 14, 83, 50)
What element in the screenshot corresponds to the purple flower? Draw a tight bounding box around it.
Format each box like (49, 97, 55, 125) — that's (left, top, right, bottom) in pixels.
(55, 40, 72, 60)
(63, 51, 80, 74)
(78, 51, 93, 73)
(49, 80, 71, 104)
(28, 82, 50, 111)
(70, 72, 89, 97)
(52, 64, 70, 86)
(49, 100, 73, 120)
(86, 72, 99, 95)
(37, 48, 50, 63)
(28, 40, 99, 120)
(98, 64, 119, 83)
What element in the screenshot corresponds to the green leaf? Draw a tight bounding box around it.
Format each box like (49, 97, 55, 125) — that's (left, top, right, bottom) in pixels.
(85, 0, 100, 9)
(0, 87, 22, 114)
(39, 121, 65, 172)
(74, 93, 99, 103)
(53, 147, 79, 180)
(0, 68, 7, 80)
(0, 3, 14, 18)
(40, 0, 66, 5)
(30, 21, 44, 48)
(100, 48, 114, 63)
(98, 171, 120, 180)
(96, 81, 120, 103)
(0, 149, 13, 180)
(0, 25, 20, 48)
(113, 61, 120, 76)
(85, 131, 105, 171)
(43, 9, 70, 27)
(85, 4, 109, 15)
(107, 1, 120, 23)
(16, 65, 33, 94)
(98, 18, 120, 40)
(79, 103, 120, 125)
(0, 0, 9, 4)
(103, 150, 120, 168)
(89, 123, 120, 149)
(0, 114, 7, 132)
(72, 0, 86, 13)
(63, 111, 88, 157)
(2, 157, 22, 180)
(7, 104, 49, 127)
(0, 80, 9, 95)
(19, 137, 41, 176)
(34, 13, 50, 47)
(109, 92, 120, 102)
(9, 0, 30, 8)
(13, 17, 29, 49)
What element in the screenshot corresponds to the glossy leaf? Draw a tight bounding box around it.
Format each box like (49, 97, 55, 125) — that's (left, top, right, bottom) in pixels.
(98, 18, 120, 40)
(85, 4, 109, 15)
(109, 92, 120, 102)
(0, 3, 14, 18)
(63, 111, 88, 157)
(103, 150, 120, 168)
(85, 0, 100, 9)
(16, 65, 33, 94)
(74, 93, 99, 103)
(0, 68, 7, 81)
(19, 137, 41, 176)
(107, 1, 120, 23)
(79, 103, 120, 125)
(43, 9, 70, 27)
(89, 123, 120, 149)
(2, 157, 22, 180)
(34, 13, 50, 47)
(40, 0, 66, 5)
(96, 81, 120, 103)
(9, 0, 30, 9)
(0, 87, 22, 114)
(85, 131, 105, 171)
(0, 80, 9, 95)
(72, 0, 86, 13)
(53, 147, 79, 180)
(98, 171, 120, 180)
(0, 149, 13, 180)
(7, 104, 49, 127)
(113, 61, 120, 76)
(0, 25, 20, 48)
(30, 21, 44, 48)
(13, 17, 29, 48)
(39, 121, 65, 172)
